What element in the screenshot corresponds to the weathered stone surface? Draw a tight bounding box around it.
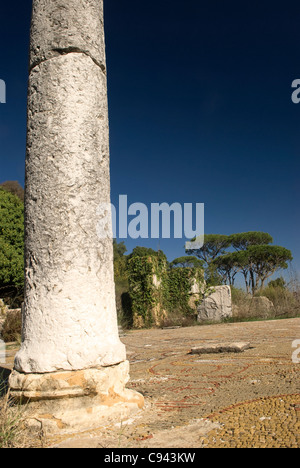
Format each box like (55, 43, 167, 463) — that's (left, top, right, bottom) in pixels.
(13, 0, 125, 375)
(9, 361, 144, 434)
(188, 276, 206, 311)
(10, 0, 145, 428)
(197, 286, 232, 323)
(190, 342, 251, 355)
(14, 52, 125, 374)
(29, 0, 106, 71)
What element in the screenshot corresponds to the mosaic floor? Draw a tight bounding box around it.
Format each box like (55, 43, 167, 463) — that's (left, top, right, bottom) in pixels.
(2, 318, 300, 448)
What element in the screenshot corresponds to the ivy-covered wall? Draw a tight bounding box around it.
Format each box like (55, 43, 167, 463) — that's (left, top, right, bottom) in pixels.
(127, 253, 205, 328)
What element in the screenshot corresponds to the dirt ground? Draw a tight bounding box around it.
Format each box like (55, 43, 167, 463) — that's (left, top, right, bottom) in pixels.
(3, 318, 300, 448)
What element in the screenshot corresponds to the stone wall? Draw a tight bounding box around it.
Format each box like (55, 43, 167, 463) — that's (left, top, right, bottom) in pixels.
(128, 256, 205, 328)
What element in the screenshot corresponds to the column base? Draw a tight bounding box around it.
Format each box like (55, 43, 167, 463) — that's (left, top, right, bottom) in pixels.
(8, 361, 144, 435)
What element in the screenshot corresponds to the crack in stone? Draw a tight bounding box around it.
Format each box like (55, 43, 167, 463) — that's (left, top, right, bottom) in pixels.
(29, 47, 106, 74)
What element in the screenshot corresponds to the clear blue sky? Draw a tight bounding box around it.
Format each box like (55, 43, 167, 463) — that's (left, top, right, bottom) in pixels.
(0, 1, 299, 281)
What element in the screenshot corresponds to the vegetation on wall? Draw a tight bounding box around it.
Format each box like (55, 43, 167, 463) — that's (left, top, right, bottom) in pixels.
(127, 250, 167, 327)
(0, 179, 296, 330)
(167, 266, 203, 316)
(126, 250, 204, 328)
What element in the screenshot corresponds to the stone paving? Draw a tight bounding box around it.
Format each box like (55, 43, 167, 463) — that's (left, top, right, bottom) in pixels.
(1, 318, 300, 448)
(203, 394, 300, 448)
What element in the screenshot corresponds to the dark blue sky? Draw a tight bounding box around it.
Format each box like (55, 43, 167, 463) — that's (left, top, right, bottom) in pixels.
(0, 0, 299, 281)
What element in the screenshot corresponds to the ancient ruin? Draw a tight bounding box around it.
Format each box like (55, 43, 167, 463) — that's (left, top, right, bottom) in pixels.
(197, 285, 233, 323)
(9, 0, 143, 433)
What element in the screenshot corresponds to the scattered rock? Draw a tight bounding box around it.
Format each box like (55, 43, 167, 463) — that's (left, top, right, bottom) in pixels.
(251, 296, 274, 310)
(190, 342, 251, 355)
(233, 296, 275, 320)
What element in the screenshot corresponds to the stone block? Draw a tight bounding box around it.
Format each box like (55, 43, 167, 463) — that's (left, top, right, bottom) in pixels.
(197, 286, 232, 323)
(9, 361, 144, 434)
(190, 342, 251, 354)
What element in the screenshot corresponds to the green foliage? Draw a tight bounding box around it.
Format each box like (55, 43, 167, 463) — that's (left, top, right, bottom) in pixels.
(186, 234, 231, 287)
(204, 262, 224, 287)
(0, 181, 24, 202)
(167, 267, 202, 316)
(247, 245, 292, 291)
(257, 284, 299, 318)
(224, 250, 252, 289)
(127, 254, 163, 327)
(230, 286, 248, 305)
(214, 245, 292, 295)
(268, 277, 286, 289)
(113, 239, 127, 258)
(186, 230, 292, 295)
(0, 188, 24, 294)
(113, 239, 128, 280)
(128, 246, 167, 261)
(170, 256, 204, 269)
(230, 232, 273, 251)
(212, 252, 241, 286)
(186, 234, 231, 264)
(127, 249, 204, 327)
(117, 228, 293, 327)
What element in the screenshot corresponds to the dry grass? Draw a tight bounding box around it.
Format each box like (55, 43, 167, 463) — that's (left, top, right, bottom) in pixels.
(258, 285, 300, 318)
(159, 311, 197, 328)
(231, 282, 300, 322)
(0, 373, 45, 448)
(0, 388, 26, 448)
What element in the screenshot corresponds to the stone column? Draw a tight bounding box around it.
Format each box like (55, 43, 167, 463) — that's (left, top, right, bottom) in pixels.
(9, 0, 143, 433)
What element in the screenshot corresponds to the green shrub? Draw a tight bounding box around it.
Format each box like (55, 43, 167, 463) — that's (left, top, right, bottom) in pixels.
(127, 251, 204, 328)
(0, 188, 24, 300)
(257, 285, 300, 318)
(231, 286, 249, 305)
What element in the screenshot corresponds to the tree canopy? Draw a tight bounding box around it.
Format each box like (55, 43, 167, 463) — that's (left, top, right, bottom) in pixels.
(246, 245, 292, 292)
(128, 246, 167, 262)
(213, 252, 242, 286)
(113, 239, 128, 280)
(186, 234, 231, 265)
(230, 232, 273, 251)
(0, 181, 24, 202)
(170, 256, 204, 269)
(213, 245, 292, 294)
(186, 230, 292, 293)
(0, 188, 24, 295)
